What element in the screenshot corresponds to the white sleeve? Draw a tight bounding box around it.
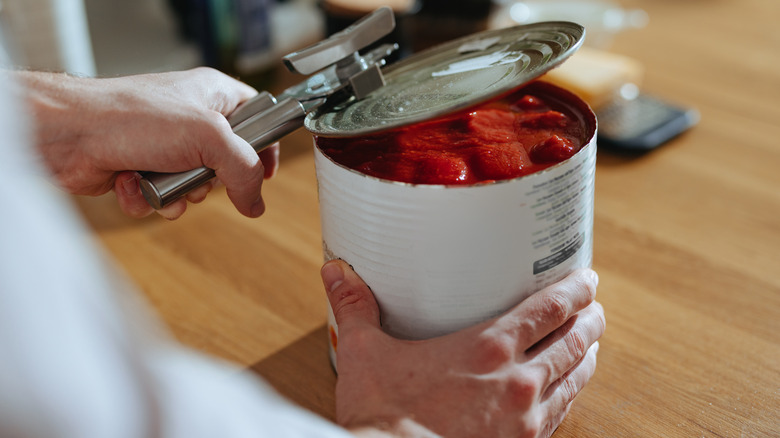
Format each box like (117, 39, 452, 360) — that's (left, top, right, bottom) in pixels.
(0, 72, 351, 438)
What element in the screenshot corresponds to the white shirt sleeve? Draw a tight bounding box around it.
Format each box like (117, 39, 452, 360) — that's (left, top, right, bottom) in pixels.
(0, 71, 351, 438)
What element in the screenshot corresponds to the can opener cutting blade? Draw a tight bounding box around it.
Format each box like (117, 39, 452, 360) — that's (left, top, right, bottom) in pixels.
(139, 7, 397, 210)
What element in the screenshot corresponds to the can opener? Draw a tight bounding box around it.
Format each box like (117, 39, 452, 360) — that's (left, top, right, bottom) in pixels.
(139, 7, 397, 209)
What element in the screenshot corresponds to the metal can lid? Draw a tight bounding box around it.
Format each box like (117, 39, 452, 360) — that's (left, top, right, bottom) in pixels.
(305, 21, 585, 137)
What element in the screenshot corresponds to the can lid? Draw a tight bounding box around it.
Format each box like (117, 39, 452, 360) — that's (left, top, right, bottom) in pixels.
(305, 21, 585, 137)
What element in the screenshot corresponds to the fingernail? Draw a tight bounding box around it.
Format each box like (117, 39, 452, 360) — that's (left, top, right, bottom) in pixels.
(122, 174, 139, 196)
(321, 261, 345, 292)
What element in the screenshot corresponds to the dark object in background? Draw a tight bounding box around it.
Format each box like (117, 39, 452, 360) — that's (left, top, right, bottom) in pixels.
(165, 0, 273, 76)
(319, 0, 421, 62)
(596, 93, 700, 151)
(319, 0, 493, 59)
(167, 0, 197, 40)
(409, 0, 493, 52)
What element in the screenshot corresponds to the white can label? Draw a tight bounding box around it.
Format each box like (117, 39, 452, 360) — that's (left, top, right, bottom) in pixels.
(317, 137, 596, 368)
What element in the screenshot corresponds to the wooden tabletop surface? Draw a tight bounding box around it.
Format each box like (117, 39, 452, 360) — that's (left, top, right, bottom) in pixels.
(75, 0, 779, 436)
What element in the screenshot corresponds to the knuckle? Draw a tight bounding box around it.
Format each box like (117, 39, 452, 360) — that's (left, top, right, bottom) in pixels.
(202, 109, 232, 134)
(474, 332, 517, 371)
(191, 66, 218, 79)
(184, 110, 225, 149)
(330, 282, 375, 326)
(559, 374, 579, 405)
(332, 285, 363, 316)
(506, 373, 540, 403)
(564, 330, 588, 359)
(542, 292, 570, 325)
(197, 113, 256, 171)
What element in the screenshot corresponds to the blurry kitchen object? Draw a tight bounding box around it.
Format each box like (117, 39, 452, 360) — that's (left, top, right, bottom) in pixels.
(542, 47, 699, 151)
(168, 0, 323, 80)
(595, 92, 700, 151)
(85, 0, 199, 76)
(0, 0, 95, 75)
(321, 0, 495, 56)
(234, 0, 275, 74)
(490, 0, 648, 49)
(409, 0, 493, 52)
(319, 0, 419, 60)
(541, 46, 644, 111)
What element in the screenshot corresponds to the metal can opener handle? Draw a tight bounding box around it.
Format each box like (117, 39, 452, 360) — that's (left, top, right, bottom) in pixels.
(139, 7, 396, 210)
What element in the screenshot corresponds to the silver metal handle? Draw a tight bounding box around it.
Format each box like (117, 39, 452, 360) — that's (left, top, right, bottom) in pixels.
(138, 8, 397, 210)
(283, 6, 395, 75)
(228, 91, 277, 126)
(139, 95, 306, 210)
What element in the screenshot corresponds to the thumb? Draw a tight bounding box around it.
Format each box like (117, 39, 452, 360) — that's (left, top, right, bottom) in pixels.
(320, 260, 381, 330)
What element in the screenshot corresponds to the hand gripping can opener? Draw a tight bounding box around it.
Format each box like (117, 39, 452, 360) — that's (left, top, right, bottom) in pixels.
(139, 7, 398, 210)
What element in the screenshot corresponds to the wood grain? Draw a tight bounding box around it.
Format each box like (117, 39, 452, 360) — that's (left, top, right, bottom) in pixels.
(76, 0, 779, 435)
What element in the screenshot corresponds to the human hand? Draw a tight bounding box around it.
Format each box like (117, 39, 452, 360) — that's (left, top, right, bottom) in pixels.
(320, 261, 605, 438)
(17, 67, 279, 219)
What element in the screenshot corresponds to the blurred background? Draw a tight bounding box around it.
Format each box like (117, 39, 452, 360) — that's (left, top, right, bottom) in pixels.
(0, 0, 648, 92)
(4, 0, 703, 151)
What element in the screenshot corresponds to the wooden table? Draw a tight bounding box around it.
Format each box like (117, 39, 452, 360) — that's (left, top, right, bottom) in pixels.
(76, 0, 779, 435)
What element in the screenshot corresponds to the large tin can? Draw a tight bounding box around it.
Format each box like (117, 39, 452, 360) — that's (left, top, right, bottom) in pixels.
(304, 22, 593, 369)
(314, 81, 596, 368)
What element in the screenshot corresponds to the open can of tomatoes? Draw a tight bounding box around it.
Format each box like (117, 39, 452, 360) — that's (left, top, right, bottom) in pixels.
(305, 22, 596, 369)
